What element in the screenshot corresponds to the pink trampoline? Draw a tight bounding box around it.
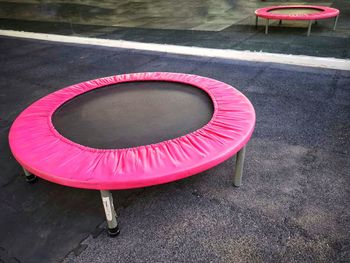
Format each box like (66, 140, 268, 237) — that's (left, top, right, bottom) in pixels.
(255, 5, 340, 36)
(9, 72, 255, 236)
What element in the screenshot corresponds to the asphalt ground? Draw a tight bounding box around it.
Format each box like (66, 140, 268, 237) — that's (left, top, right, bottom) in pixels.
(0, 36, 349, 262)
(0, 0, 349, 59)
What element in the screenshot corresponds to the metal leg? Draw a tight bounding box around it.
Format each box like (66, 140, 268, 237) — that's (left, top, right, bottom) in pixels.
(255, 16, 258, 28)
(279, 20, 282, 25)
(307, 20, 312, 36)
(233, 146, 246, 187)
(100, 190, 120, 237)
(23, 167, 37, 183)
(265, 19, 269, 34)
(333, 15, 339, 30)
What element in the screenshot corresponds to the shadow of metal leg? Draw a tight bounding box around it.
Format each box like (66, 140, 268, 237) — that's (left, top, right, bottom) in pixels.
(100, 190, 120, 237)
(307, 20, 312, 36)
(255, 16, 258, 28)
(23, 167, 37, 183)
(233, 146, 246, 187)
(333, 15, 339, 30)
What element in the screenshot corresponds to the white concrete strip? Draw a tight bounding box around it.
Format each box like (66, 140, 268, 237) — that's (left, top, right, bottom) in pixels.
(1, 29, 349, 71)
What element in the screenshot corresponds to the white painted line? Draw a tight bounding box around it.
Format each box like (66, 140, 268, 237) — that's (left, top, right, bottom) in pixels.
(1, 29, 349, 71)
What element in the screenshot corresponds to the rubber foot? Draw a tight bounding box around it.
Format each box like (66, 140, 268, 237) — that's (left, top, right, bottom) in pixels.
(25, 174, 38, 184)
(108, 225, 120, 237)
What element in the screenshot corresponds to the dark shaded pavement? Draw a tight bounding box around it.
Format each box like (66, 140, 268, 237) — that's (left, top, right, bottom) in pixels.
(0, 36, 349, 262)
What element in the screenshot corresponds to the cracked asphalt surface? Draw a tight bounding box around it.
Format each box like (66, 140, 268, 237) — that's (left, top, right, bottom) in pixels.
(0, 36, 349, 262)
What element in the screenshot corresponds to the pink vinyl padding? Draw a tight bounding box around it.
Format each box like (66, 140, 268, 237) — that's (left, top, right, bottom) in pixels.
(255, 5, 339, 20)
(9, 72, 255, 190)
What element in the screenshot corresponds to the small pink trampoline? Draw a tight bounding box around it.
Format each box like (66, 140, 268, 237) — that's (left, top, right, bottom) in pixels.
(255, 5, 340, 36)
(9, 72, 255, 236)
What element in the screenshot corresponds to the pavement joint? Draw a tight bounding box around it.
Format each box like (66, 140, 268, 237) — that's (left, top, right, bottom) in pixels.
(0, 246, 20, 263)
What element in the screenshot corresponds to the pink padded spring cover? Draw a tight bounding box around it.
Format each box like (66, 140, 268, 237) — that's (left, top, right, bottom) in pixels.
(255, 5, 339, 20)
(9, 72, 255, 190)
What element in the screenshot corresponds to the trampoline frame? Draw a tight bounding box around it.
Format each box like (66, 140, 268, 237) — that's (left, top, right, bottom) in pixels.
(255, 5, 340, 36)
(22, 147, 247, 236)
(11, 72, 255, 236)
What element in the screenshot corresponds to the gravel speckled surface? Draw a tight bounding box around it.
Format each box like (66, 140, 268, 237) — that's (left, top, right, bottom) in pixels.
(0, 37, 349, 263)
